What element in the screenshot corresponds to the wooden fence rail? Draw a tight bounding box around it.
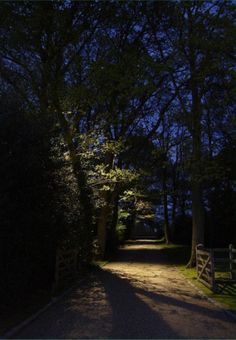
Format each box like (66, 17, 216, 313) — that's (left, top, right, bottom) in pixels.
(196, 244, 236, 292)
(53, 248, 79, 293)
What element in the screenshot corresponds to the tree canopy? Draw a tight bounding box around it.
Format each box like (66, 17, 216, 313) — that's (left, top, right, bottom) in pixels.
(0, 1, 235, 301)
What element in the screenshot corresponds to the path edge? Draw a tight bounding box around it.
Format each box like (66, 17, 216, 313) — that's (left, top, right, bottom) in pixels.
(1, 278, 85, 340)
(175, 266, 236, 322)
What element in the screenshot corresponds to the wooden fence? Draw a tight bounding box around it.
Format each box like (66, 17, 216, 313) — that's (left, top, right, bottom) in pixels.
(196, 244, 236, 292)
(53, 248, 79, 293)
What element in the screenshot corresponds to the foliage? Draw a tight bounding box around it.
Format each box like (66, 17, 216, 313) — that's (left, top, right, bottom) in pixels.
(0, 1, 234, 300)
(0, 100, 87, 301)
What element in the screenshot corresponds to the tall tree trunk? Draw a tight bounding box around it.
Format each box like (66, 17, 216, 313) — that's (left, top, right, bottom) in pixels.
(97, 190, 110, 258)
(53, 97, 94, 263)
(106, 190, 119, 255)
(187, 74, 204, 266)
(171, 164, 177, 224)
(162, 166, 171, 244)
(96, 153, 116, 258)
(188, 107, 205, 266)
(188, 182, 204, 266)
(39, 52, 95, 263)
(186, 9, 205, 268)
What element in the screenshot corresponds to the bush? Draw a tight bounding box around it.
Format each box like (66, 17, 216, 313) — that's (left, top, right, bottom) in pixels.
(0, 103, 90, 302)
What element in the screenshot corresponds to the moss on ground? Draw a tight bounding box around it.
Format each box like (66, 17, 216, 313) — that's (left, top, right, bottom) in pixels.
(178, 264, 236, 315)
(91, 260, 108, 268)
(158, 243, 236, 315)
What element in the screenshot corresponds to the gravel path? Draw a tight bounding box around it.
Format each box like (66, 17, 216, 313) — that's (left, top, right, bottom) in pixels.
(14, 241, 235, 339)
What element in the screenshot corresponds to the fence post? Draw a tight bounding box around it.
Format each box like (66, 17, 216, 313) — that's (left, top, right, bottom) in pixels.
(210, 248, 216, 292)
(196, 244, 204, 279)
(229, 244, 233, 280)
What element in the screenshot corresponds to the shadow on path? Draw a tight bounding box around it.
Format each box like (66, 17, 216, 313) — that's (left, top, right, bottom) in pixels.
(113, 243, 189, 265)
(14, 242, 235, 339)
(97, 268, 182, 339)
(97, 267, 235, 339)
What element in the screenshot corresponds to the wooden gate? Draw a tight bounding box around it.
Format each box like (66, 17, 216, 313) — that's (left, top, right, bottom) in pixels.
(196, 244, 215, 290)
(53, 248, 78, 293)
(229, 244, 236, 280)
(196, 244, 236, 292)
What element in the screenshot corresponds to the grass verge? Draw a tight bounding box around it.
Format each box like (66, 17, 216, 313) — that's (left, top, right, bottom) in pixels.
(159, 243, 236, 316)
(91, 260, 108, 268)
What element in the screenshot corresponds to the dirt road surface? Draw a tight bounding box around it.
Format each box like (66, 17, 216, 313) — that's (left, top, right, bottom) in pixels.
(14, 241, 235, 339)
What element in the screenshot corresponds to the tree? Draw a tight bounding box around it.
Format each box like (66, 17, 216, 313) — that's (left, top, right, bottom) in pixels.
(0, 1, 104, 260)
